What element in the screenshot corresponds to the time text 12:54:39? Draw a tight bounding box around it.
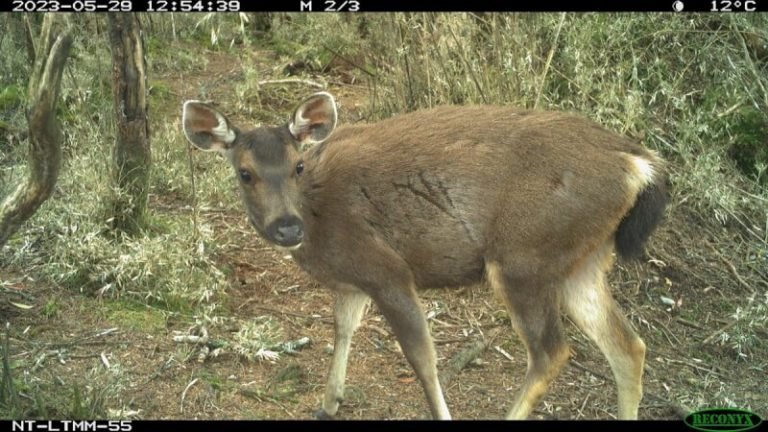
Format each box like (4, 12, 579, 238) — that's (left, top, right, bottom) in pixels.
(146, 0, 240, 12)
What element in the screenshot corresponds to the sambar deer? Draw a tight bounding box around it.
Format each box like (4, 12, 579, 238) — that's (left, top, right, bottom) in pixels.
(181, 92, 667, 420)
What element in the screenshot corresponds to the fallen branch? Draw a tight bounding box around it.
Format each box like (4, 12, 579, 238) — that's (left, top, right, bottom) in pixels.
(572, 358, 688, 418)
(40, 328, 120, 348)
(239, 388, 294, 417)
(179, 377, 199, 413)
(705, 243, 756, 293)
(362, 323, 390, 338)
(721, 256, 756, 293)
(665, 358, 723, 377)
(575, 393, 590, 419)
(701, 320, 737, 345)
(321, 43, 375, 77)
(652, 318, 682, 346)
(570, 359, 611, 383)
(434, 337, 469, 345)
(258, 78, 324, 89)
(675, 317, 705, 330)
(248, 304, 333, 324)
(494, 345, 514, 362)
(439, 328, 502, 387)
(0, 286, 35, 301)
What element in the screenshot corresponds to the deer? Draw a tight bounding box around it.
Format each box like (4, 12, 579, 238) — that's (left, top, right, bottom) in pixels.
(181, 92, 667, 420)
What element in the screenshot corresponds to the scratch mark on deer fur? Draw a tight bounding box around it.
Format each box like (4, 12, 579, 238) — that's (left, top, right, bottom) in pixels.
(360, 186, 388, 216)
(418, 171, 440, 204)
(392, 178, 451, 216)
(434, 177, 456, 209)
(363, 216, 386, 233)
(393, 175, 476, 242)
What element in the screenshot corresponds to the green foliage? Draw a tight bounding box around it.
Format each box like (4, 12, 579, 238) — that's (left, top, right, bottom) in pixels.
(43, 298, 60, 319)
(0, 328, 110, 419)
(183, 13, 253, 50)
(268, 14, 363, 73)
(718, 292, 768, 361)
(105, 301, 167, 333)
(231, 316, 285, 362)
(1, 328, 20, 417)
(240, 363, 308, 405)
(145, 34, 202, 73)
(148, 80, 174, 105)
(727, 107, 768, 184)
(0, 19, 31, 166)
(0, 16, 32, 90)
(0, 85, 24, 111)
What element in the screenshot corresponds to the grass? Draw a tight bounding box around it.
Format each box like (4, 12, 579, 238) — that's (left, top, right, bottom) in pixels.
(0, 324, 116, 419)
(105, 301, 168, 334)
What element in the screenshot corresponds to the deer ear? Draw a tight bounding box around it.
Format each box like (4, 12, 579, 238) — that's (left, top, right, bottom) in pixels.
(182, 101, 237, 152)
(289, 92, 337, 145)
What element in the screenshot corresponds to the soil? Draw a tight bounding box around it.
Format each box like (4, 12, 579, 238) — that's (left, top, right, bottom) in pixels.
(1, 43, 766, 421)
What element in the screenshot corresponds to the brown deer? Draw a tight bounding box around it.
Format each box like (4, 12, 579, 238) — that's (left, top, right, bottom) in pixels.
(181, 92, 667, 420)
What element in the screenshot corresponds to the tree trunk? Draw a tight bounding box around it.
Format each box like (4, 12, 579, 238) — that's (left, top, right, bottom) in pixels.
(0, 16, 72, 248)
(252, 12, 272, 36)
(107, 14, 151, 235)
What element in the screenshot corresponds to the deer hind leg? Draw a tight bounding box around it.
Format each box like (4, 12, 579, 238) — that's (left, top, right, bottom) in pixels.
(316, 287, 370, 419)
(561, 244, 646, 420)
(486, 262, 571, 420)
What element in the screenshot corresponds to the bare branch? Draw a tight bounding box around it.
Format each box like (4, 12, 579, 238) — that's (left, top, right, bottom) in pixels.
(0, 15, 72, 247)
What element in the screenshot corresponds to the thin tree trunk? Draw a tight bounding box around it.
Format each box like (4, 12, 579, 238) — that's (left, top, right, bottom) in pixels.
(0, 16, 72, 248)
(107, 14, 151, 235)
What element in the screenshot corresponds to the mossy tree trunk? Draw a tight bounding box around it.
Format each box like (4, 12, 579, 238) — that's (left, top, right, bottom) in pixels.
(107, 14, 151, 235)
(0, 15, 72, 248)
(252, 12, 272, 35)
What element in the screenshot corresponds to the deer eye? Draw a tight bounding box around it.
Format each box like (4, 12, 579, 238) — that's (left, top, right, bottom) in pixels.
(238, 169, 252, 183)
(295, 161, 304, 176)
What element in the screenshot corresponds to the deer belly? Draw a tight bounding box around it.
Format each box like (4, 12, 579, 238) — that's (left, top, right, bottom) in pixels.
(407, 247, 485, 289)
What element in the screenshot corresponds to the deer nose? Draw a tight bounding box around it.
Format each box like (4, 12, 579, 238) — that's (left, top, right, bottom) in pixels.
(268, 216, 304, 247)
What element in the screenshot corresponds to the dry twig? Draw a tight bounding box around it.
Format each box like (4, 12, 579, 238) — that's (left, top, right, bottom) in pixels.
(701, 320, 737, 345)
(258, 78, 324, 89)
(439, 328, 502, 387)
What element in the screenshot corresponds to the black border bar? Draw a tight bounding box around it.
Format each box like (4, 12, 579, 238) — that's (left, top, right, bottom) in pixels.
(1, 0, 764, 12)
(285, 0, 755, 12)
(0, 420, 706, 432)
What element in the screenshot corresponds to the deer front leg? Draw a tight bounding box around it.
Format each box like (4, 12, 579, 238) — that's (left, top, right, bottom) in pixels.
(316, 287, 370, 419)
(369, 283, 451, 420)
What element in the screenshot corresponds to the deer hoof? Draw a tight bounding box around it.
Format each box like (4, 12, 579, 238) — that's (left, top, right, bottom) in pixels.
(314, 408, 335, 420)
